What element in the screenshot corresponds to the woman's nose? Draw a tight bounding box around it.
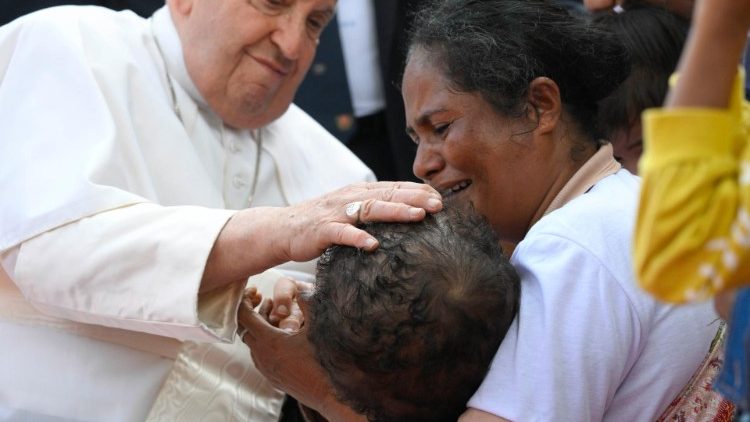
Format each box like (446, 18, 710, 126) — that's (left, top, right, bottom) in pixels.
(412, 143, 445, 182)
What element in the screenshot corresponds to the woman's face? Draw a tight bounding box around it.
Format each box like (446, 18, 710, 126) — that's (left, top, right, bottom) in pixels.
(402, 50, 564, 242)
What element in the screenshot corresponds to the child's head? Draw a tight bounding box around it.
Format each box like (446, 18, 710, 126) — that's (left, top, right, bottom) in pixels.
(595, 3, 689, 173)
(306, 206, 520, 422)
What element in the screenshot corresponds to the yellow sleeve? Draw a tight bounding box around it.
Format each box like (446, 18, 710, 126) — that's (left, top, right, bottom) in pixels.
(635, 72, 750, 303)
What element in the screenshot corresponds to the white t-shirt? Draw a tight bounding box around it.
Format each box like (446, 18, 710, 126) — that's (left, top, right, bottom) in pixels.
(469, 170, 718, 421)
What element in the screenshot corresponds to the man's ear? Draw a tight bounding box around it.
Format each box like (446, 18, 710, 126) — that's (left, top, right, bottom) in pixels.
(168, 0, 194, 19)
(527, 76, 562, 136)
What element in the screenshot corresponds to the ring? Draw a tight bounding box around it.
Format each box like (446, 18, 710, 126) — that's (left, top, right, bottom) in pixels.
(237, 327, 249, 341)
(345, 201, 362, 223)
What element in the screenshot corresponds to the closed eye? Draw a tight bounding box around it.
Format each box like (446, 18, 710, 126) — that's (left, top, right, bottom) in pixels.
(307, 12, 331, 39)
(247, 0, 286, 15)
(434, 122, 451, 136)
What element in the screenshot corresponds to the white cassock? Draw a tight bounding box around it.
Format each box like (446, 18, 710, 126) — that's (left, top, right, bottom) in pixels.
(0, 5, 375, 421)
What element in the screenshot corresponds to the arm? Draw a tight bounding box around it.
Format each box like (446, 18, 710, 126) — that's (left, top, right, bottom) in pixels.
(635, 0, 750, 302)
(9, 203, 242, 342)
(0, 16, 442, 340)
(665, 0, 750, 109)
(201, 181, 442, 292)
(7, 182, 440, 342)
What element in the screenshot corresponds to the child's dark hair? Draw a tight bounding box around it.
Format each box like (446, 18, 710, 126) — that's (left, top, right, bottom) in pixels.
(594, 2, 689, 138)
(407, 0, 630, 143)
(307, 205, 520, 422)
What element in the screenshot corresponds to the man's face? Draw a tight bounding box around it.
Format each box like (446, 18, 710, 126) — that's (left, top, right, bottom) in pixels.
(171, 0, 335, 129)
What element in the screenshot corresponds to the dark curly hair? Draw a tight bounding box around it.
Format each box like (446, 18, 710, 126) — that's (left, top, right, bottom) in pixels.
(306, 205, 520, 422)
(407, 0, 630, 143)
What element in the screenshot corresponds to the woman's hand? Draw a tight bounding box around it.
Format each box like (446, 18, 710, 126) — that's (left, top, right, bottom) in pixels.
(202, 181, 442, 292)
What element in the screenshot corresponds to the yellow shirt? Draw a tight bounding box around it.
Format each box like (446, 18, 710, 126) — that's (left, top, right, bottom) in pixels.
(636, 72, 750, 303)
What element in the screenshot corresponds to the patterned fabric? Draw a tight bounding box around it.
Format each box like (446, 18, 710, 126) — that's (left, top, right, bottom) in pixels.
(657, 323, 736, 422)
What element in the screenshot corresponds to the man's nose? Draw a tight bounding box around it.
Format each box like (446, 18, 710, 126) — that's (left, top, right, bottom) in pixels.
(271, 14, 308, 61)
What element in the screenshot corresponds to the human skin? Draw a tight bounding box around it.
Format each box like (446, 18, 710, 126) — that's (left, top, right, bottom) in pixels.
(170, 0, 335, 129)
(239, 46, 596, 421)
(168, 0, 444, 293)
(404, 48, 594, 243)
(610, 119, 643, 174)
(201, 182, 443, 293)
(403, 47, 597, 422)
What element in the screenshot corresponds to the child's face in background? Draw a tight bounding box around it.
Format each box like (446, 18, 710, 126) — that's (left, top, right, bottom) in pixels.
(610, 118, 643, 175)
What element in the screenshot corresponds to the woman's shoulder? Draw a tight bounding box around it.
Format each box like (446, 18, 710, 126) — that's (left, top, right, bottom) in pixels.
(526, 170, 640, 253)
(515, 170, 644, 305)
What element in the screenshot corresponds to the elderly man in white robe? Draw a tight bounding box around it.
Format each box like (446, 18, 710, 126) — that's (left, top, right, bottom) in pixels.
(0, 0, 442, 420)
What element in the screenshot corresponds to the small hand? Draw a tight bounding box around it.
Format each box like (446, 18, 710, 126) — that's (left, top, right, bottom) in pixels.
(244, 285, 263, 309)
(237, 295, 333, 414)
(265, 277, 309, 332)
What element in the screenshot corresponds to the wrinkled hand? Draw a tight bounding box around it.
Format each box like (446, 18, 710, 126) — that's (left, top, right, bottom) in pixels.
(276, 181, 442, 263)
(203, 182, 442, 293)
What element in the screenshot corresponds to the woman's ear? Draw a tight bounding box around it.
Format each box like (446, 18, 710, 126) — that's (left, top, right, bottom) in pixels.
(527, 76, 562, 136)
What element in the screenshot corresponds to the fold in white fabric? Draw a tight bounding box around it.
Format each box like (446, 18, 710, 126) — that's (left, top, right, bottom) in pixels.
(0, 5, 374, 421)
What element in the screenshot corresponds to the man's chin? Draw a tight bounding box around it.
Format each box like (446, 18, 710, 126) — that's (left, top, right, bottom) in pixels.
(220, 99, 280, 130)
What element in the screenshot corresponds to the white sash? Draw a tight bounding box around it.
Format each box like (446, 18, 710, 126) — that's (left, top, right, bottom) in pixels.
(146, 270, 288, 421)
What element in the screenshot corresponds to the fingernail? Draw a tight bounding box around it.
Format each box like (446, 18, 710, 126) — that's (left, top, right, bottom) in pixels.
(276, 305, 289, 316)
(427, 198, 442, 209)
(364, 237, 377, 249)
(409, 208, 424, 219)
(283, 327, 297, 333)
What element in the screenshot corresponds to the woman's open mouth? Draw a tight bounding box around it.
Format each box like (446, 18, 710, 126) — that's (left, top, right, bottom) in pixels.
(441, 180, 472, 199)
